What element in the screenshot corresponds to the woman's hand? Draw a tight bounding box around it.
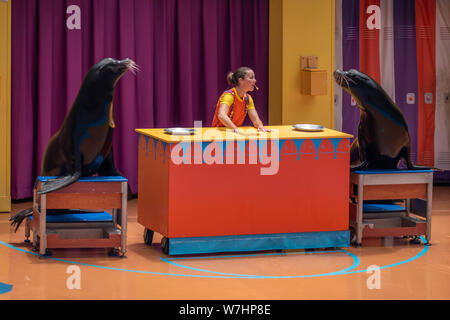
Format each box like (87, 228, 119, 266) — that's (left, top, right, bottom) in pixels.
(248, 109, 271, 133)
(257, 126, 271, 133)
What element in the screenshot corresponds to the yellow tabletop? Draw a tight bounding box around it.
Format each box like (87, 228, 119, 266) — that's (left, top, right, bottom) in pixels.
(135, 125, 353, 143)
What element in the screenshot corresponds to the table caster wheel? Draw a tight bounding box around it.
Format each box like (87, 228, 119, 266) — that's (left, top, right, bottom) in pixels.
(161, 237, 170, 255)
(409, 236, 422, 245)
(144, 228, 154, 246)
(39, 249, 52, 258)
(108, 249, 120, 257)
(349, 227, 357, 245)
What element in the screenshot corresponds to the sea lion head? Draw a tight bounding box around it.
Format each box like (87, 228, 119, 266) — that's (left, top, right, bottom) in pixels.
(81, 58, 139, 101)
(333, 69, 380, 111)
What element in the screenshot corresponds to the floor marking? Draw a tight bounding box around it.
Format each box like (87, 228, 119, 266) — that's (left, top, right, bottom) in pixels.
(160, 249, 361, 278)
(0, 282, 13, 295)
(0, 237, 429, 280)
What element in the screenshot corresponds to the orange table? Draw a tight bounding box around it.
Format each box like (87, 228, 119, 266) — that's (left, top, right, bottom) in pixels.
(136, 125, 353, 255)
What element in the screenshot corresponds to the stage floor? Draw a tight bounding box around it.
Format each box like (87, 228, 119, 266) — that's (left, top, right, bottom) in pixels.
(1, 186, 449, 300)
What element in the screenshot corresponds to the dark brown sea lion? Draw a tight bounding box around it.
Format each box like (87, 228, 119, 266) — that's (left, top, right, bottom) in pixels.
(10, 58, 139, 232)
(333, 69, 427, 171)
(39, 57, 139, 193)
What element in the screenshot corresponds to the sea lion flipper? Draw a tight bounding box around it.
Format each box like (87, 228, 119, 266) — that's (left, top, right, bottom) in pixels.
(405, 155, 430, 170)
(401, 147, 431, 170)
(407, 163, 430, 170)
(350, 160, 368, 171)
(350, 138, 360, 165)
(349, 140, 364, 170)
(98, 151, 122, 176)
(37, 172, 82, 194)
(9, 208, 33, 232)
(98, 151, 134, 198)
(350, 137, 368, 171)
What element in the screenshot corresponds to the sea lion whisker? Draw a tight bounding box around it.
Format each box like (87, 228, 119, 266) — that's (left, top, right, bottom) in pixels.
(127, 62, 141, 75)
(343, 74, 357, 85)
(337, 72, 347, 87)
(334, 72, 339, 83)
(342, 75, 350, 89)
(126, 66, 137, 75)
(128, 66, 137, 75)
(338, 73, 343, 86)
(128, 60, 139, 69)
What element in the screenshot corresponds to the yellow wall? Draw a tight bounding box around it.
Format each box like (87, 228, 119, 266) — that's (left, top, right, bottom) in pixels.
(0, 0, 11, 212)
(268, 0, 283, 126)
(269, 0, 335, 128)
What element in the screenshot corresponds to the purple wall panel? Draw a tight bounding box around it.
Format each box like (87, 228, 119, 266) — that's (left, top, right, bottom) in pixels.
(394, 0, 419, 163)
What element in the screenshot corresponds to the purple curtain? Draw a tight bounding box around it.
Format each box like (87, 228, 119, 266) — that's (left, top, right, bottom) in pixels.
(341, 0, 359, 139)
(11, 0, 269, 199)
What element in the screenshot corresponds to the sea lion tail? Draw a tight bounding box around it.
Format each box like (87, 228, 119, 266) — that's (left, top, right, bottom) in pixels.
(9, 208, 33, 233)
(350, 161, 368, 171)
(407, 163, 431, 170)
(38, 172, 82, 194)
(405, 156, 435, 171)
(407, 163, 442, 171)
(401, 147, 437, 171)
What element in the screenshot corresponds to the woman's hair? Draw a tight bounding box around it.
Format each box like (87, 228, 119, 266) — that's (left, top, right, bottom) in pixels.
(227, 67, 252, 87)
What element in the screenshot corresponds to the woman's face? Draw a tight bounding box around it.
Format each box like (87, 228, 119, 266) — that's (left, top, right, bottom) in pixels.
(239, 70, 257, 92)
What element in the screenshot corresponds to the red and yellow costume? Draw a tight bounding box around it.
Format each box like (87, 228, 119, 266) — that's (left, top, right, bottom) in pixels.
(211, 88, 255, 127)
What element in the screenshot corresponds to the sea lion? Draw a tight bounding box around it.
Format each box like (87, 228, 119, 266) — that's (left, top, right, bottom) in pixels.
(333, 69, 427, 171)
(10, 58, 139, 232)
(39, 57, 138, 193)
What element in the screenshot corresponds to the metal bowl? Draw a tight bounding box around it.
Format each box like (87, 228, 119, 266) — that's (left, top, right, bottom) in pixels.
(164, 128, 196, 135)
(292, 124, 324, 132)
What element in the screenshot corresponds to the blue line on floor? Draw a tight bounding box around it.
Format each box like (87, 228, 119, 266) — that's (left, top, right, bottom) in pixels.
(0, 282, 13, 295)
(160, 249, 360, 278)
(0, 237, 429, 279)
